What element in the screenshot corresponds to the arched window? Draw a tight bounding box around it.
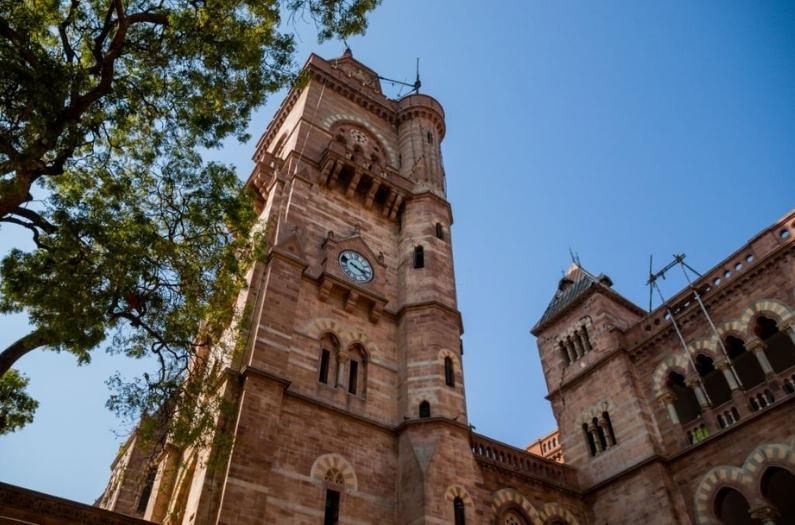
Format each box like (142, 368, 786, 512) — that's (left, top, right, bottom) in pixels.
(427, 131, 433, 144)
(414, 246, 425, 268)
(453, 496, 466, 525)
(726, 336, 765, 390)
(444, 356, 455, 387)
(593, 417, 607, 450)
(695, 354, 732, 407)
(319, 334, 339, 385)
(714, 487, 754, 525)
(324, 488, 340, 525)
(419, 400, 431, 418)
(436, 223, 445, 240)
(559, 341, 571, 366)
(755, 316, 795, 372)
(347, 344, 367, 396)
(762, 467, 795, 522)
(667, 371, 701, 423)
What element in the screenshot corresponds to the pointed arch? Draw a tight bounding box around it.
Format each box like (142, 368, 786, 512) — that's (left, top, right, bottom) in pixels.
(491, 488, 542, 525)
(310, 453, 358, 492)
(538, 502, 580, 525)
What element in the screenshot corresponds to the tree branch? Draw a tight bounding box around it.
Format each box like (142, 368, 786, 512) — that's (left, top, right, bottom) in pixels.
(0, 329, 52, 377)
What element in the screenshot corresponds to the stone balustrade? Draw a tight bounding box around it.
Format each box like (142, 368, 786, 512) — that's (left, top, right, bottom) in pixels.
(470, 433, 578, 489)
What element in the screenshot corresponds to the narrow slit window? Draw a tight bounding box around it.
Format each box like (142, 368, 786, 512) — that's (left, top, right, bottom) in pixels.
(319, 349, 330, 384)
(348, 360, 358, 395)
(137, 468, 157, 514)
(594, 417, 608, 450)
(436, 223, 445, 240)
(324, 489, 340, 525)
(444, 356, 455, 387)
(414, 246, 425, 268)
(419, 400, 431, 418)
(427, 131, 433, 144)
(454, 496, 466, 525)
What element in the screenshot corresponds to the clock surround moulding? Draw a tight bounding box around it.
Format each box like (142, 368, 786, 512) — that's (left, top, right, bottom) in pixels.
(311, 230, 388, 323)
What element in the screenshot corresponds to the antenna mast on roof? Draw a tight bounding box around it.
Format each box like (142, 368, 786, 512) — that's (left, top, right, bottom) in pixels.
(378, 57, 421, 96)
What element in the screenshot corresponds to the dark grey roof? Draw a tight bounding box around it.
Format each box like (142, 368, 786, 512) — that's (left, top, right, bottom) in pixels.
(532, 265, 603, 333)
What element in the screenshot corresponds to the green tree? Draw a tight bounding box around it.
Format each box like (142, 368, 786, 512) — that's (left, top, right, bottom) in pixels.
(0, 0, 380, 436)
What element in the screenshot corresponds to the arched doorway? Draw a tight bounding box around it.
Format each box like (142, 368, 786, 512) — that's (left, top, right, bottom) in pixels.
(714, 487, 759, 525)
(761, 466, 795, 522)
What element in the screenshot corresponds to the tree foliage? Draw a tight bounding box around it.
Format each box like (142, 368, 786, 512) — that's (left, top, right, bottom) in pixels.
(0, 369, 38, 434)
(0, 0, 380, 438)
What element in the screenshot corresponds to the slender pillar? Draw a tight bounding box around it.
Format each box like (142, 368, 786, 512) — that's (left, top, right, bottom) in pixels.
(747, 338, 775, 376)
(336, 353, 349, 388)
(658, 392, 679, 424)
(715, 358, 740, 391)
(687, 377, 709, 409)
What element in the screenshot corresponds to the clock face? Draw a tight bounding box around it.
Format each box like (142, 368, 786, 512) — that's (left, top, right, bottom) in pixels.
(338, 250, 373, 283)
(350, 129, 368, 145)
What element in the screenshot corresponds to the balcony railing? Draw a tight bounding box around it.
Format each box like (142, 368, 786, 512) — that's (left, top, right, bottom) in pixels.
(470, 433, 578, 488)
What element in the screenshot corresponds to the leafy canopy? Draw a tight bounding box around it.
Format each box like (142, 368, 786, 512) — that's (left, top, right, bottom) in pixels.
(0, 0, 380, 437)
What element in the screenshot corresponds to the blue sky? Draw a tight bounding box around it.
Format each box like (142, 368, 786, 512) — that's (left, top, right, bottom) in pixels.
(1, 0, 794, 504)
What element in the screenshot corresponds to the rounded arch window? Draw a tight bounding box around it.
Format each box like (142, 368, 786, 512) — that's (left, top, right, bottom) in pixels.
(713, 487, 755, 525)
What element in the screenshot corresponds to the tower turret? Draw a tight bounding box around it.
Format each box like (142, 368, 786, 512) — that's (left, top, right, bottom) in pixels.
(397, 94, 446, 196)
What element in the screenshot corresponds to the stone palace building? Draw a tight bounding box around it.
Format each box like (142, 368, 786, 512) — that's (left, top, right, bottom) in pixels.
(2, 50, 794, 525)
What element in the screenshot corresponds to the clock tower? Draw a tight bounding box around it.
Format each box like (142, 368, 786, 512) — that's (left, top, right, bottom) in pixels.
(103, 49, 482, 524)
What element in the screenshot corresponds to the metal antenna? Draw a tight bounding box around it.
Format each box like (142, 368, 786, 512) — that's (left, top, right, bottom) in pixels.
(378, 57, 421, 96)
(648, 255, 654, 312)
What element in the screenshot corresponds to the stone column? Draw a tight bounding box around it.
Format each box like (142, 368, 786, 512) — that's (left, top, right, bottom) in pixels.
(658, 392, 679, 424)
(715, 358, 741, 391)
(686, 377, 709, 409)
(336, 353, 349, 388)
(747, 338, 775, 376)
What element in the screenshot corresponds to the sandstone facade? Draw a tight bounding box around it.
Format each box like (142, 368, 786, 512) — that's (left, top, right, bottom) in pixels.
(88, 51, 795, 525)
